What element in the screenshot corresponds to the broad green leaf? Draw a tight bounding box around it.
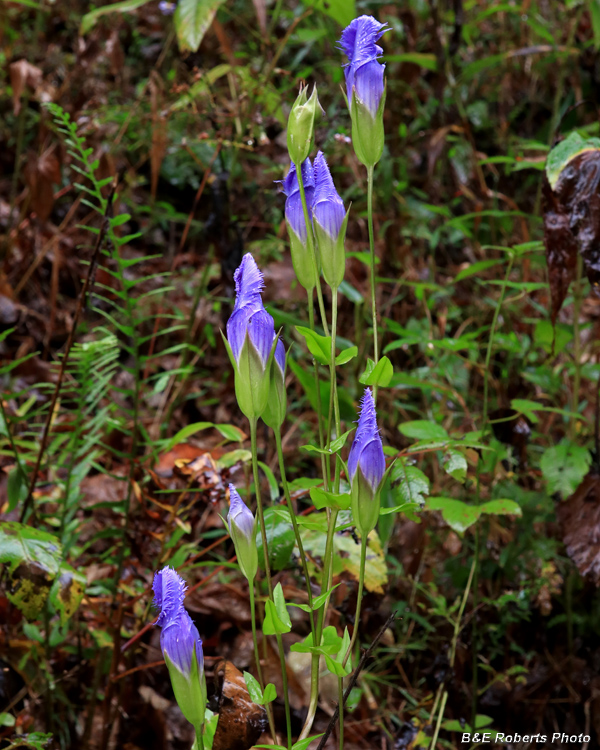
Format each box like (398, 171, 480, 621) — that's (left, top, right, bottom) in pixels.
(478, 499, 522, 519)
(335, 345, 358, 365)
(0, 522, 61, 577)
(359, 356, 393, 387)
(391, 462, 430, 505)
(174, 0, 226, 53)
(425, 497, 481, 534)
(214, 423, 246, 442)
(165, 421, 213, 450)
(256, 507, 295, 571)
(399, 420, 449, 441)
(310, 487, 351, 511)
(80, 0, 150, 34)
(0, 713, 16, 727)
(540, 441, 592, 498)
(262, 683, 277, 703)
(292, 737, 325, 750)
(295, 326, 331, 365)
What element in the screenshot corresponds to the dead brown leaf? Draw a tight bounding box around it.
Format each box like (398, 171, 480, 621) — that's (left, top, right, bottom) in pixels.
(557, 469, 600, 584)
(9, 59, 43, 115)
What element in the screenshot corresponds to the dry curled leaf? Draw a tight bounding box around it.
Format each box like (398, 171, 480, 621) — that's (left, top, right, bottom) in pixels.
(557, 469, 600, 584)
(10, 59, 43, 115)
(211, 659, 268, 750)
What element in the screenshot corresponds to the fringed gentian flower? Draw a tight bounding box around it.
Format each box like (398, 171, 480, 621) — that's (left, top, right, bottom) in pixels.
(348, 388, 386, 536)
(281, 159, 318, 292)
(312, 151, 348, 290)
(339, 16, 390, 167)
(153, 567, 206, 732)
(224, 253, 282, 421)
(227, 484, 258, 581)
(158, 1, 176, 14)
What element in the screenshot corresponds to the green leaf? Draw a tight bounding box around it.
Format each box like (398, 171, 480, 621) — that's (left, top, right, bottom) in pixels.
(292, 737, 325, 750)
(302, 0, 354, 25)
(591, 0, 600, 50)
(399, 421, 449, 441)
(311, 583, 342, 610)
(256, 507, 295, 572)
(263, 584, 292, 636)
(49, 563, 86, 625)
(80, 0, 150, 34)
(164, 421, 213, 450)
(214, 423, 245, 442)
(454, 259, 504, 282)
(540, 441, 592, 498)
(243, 671, 264, 704)
(295, 326, 331, 365)
(359, 356, 393, 387)
(262, 683, 277, 704)
(7, 465, 28, 513)
(478, 499, 522, 519)
(310, 487, 351, 511)
(442, 449, 468, 483)
(391, 461, 430, 505)
(384, 52, 438, 71)
(330, 429, 353, 453)
(0, 713, 16, 727)
(335, 345, 358, 365)
(174, 0, 226, 53)
(425, 497, 481, 534)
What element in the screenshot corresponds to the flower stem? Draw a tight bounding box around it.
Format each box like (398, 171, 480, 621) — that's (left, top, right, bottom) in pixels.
(295, 161, 329, 336)
(338, 676, 344, 750)
(309, 294, 329, 486)
(366, 165, 378, 399)
(327, 287, 342, 486)
(249, 583, 277, 742)
(195, 726, 205, 750)
(250, 417, 292, 749)
(342, 535, 367, 668)
(275, 428, 315, 614)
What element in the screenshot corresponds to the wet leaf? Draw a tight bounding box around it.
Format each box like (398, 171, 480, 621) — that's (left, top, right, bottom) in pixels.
(212, 660, 268, 750)
(540, 440, 592, 498)
(0, 522, 61, 577)
(256, 506, 295, 572)
(390, 461, 430, 504)
(426, 497, 521, 534)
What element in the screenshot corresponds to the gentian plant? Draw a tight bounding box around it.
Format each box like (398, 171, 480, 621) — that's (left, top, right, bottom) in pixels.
(153, 567, 207, 748)
(281, 158, 317, 293)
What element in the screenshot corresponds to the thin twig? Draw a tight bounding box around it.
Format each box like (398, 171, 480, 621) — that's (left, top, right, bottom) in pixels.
(19, 183, 115, 523)
(315, 611, 398, 750)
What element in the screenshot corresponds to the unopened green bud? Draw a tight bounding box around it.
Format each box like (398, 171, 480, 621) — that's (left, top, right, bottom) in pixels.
(287, 85, 321, 165)
(262, 348, 287, 429)
(222, 331, 273, 421)
(351, 466, 381, 537)
(164, 643, 207, 734)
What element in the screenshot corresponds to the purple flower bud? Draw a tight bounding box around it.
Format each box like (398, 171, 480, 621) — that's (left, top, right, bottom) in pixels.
(274, 339, 285, 375)
(313, 151, 345, 241)
(226, 485, 258, 581)
(227, 484, 255, 542)
(348, 388, 385, 493)
(152, 567, 204, 678)
(226, 253, 277, 368)
(339, 15, 390, 118)
(281, 159, 315, 244)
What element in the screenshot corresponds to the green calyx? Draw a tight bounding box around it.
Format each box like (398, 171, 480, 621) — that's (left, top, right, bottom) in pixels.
(230, 516, 259, 582)
(262, 345, 287, 430)
(287, 84, 321, 165)
(315, 206, 349, 291)
(349, 82, 387, 168)
(222, 331, 276, 421)
(164, 643, 207, 734)
(351, 465, 381, 538)
(288, 220, 317, 292)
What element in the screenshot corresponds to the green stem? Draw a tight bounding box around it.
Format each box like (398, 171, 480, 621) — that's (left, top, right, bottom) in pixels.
(296, 162, 329, 336)
(430, 555, 476, 749)
(299, 508, 339, 740)
(342, 535, 367, 668)
(249, 584, 277, 742)
(472, 251, 514, 722)
(195, 726, 205, 750)
(338, 677, 344, 750)
(366, 165, 378, 399)
(309, 294, 329, 486)
(327, 287, 342, 486)
(275, 429, 315, 617)
(250, 417, 292, 748)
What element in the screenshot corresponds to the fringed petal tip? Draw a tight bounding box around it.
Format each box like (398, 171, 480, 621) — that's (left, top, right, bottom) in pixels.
(281, 158, 315, 197)
(153, 566, 187, 628)
(338, 15, 391, 66)
(234, 253, 265, 310)
(348, 388, 384, 486)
